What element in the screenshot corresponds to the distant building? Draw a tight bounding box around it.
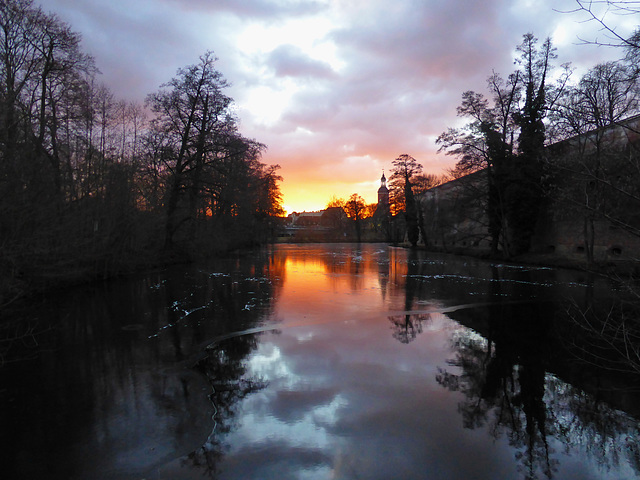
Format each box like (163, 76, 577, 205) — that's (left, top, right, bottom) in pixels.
(284, 209, 348, 241)
(288, 210, 324, 226)
(320, 207, 348, 228)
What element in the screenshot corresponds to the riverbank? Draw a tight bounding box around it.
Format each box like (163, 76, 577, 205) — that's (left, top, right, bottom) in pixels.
(0, 240, 249, 313)
(0, 248, 186, 313)
(420, 242, 640, 278)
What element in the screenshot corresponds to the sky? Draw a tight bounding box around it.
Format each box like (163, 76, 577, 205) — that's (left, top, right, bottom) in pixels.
(43, 0, 638, 214)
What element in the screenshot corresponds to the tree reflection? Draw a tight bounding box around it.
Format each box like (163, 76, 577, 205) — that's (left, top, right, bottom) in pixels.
(183, 335, 268, 477)
(159, 252, 279, 476)
(564, 292, 640, 379)
(389, 248, 432, 343)
(0, 247, 283, 479)
(437, 330, 556, 478)
(389, 312, 431, 344)
(436, 266, 640, 479)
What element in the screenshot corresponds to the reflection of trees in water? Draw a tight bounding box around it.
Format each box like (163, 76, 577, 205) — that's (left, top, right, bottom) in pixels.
(545, 375, 640, 472)
(0, 248, 283, 478)
(436, 295, 640, 479)
(183, 335, 268, 477)
(381, 248, 640, 478)
(0, 316, 55, 367)
(437, 328, 556, 480)
(389, 313, 432, 344)
(389, 248, 433, 343)
(564, 293, 640, 377)
(160, 253, 279, 476)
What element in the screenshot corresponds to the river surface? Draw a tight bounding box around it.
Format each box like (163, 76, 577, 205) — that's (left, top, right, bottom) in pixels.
(1, 243, 640, 479)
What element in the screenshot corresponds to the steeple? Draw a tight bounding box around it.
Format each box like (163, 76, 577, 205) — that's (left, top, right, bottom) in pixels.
(377, 170, 389, 205)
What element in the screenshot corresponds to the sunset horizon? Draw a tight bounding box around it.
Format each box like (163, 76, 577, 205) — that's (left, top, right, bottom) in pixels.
(281, 172, 386, 215)
(42, 0, 633, 219)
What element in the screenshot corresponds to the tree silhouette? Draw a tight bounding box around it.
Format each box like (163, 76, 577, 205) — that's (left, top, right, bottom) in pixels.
(390, 154, 423, 246)
(344, 193, 367, 242)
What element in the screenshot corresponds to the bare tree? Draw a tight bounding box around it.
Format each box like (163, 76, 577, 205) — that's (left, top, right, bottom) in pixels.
(0, 2, 282, 305)
(146, 51, 236, 248)
(412, 173, 446, 195)
(389, 154, 423, 213)
(438, 73, 521, 255)
(565, 1, 640, 52)
(440, 34, 570, 256)
(0, 0, 42, 172)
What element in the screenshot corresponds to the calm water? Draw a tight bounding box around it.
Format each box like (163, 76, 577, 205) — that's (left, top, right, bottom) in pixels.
(1, 243, 639, 479)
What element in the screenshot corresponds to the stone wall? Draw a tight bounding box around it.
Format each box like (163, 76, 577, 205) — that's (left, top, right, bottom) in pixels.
(418, 116, 640, 269)
(419, 171, 492, 254)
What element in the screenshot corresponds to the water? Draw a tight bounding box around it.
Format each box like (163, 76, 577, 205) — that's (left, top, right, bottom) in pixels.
(1, 243, 639, 479)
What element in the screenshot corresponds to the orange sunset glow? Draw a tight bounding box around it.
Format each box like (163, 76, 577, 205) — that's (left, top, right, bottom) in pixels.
(281, 177, 380, 214)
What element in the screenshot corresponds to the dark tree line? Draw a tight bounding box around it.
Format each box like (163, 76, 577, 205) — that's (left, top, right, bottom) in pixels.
(0, 0, 283, 306)
(438, 31, 640, 259)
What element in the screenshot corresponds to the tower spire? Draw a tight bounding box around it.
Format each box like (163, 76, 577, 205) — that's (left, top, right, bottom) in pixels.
(378, 170, 389, 205)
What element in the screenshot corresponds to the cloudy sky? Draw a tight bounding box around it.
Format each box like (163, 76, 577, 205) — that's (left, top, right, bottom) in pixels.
(45, 0, 636, 214)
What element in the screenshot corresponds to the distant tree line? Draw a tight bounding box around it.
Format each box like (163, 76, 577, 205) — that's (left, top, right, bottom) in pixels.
(325, 194, 374, 243)
(0, 0, 283, 306)
(324, 156, 447, 245)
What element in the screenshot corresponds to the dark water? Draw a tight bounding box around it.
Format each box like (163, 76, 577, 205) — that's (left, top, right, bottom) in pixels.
(1, 244, 639, 479)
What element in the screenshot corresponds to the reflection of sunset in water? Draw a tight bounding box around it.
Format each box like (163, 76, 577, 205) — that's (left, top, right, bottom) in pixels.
(272, 245, 451, 327)
(275, 246, 394, 326)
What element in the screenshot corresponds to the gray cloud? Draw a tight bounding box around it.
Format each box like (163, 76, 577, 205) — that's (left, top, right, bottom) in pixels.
(162, 0, 327, 19)
(267, 44, 337, 78)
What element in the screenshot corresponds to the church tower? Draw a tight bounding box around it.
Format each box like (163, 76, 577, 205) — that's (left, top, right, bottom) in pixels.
(377, 171, 389, 206)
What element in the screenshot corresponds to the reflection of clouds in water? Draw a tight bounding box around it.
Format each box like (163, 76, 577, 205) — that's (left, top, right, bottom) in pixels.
(233, 392, 347, 448)
(233, 410, 332, 450)
(313, 395, 348, 427)
(236, 315, 514, 479)
(230, 336, 349, 478)
(247, 343, 293, 383)
(295, 331, 316, 342)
